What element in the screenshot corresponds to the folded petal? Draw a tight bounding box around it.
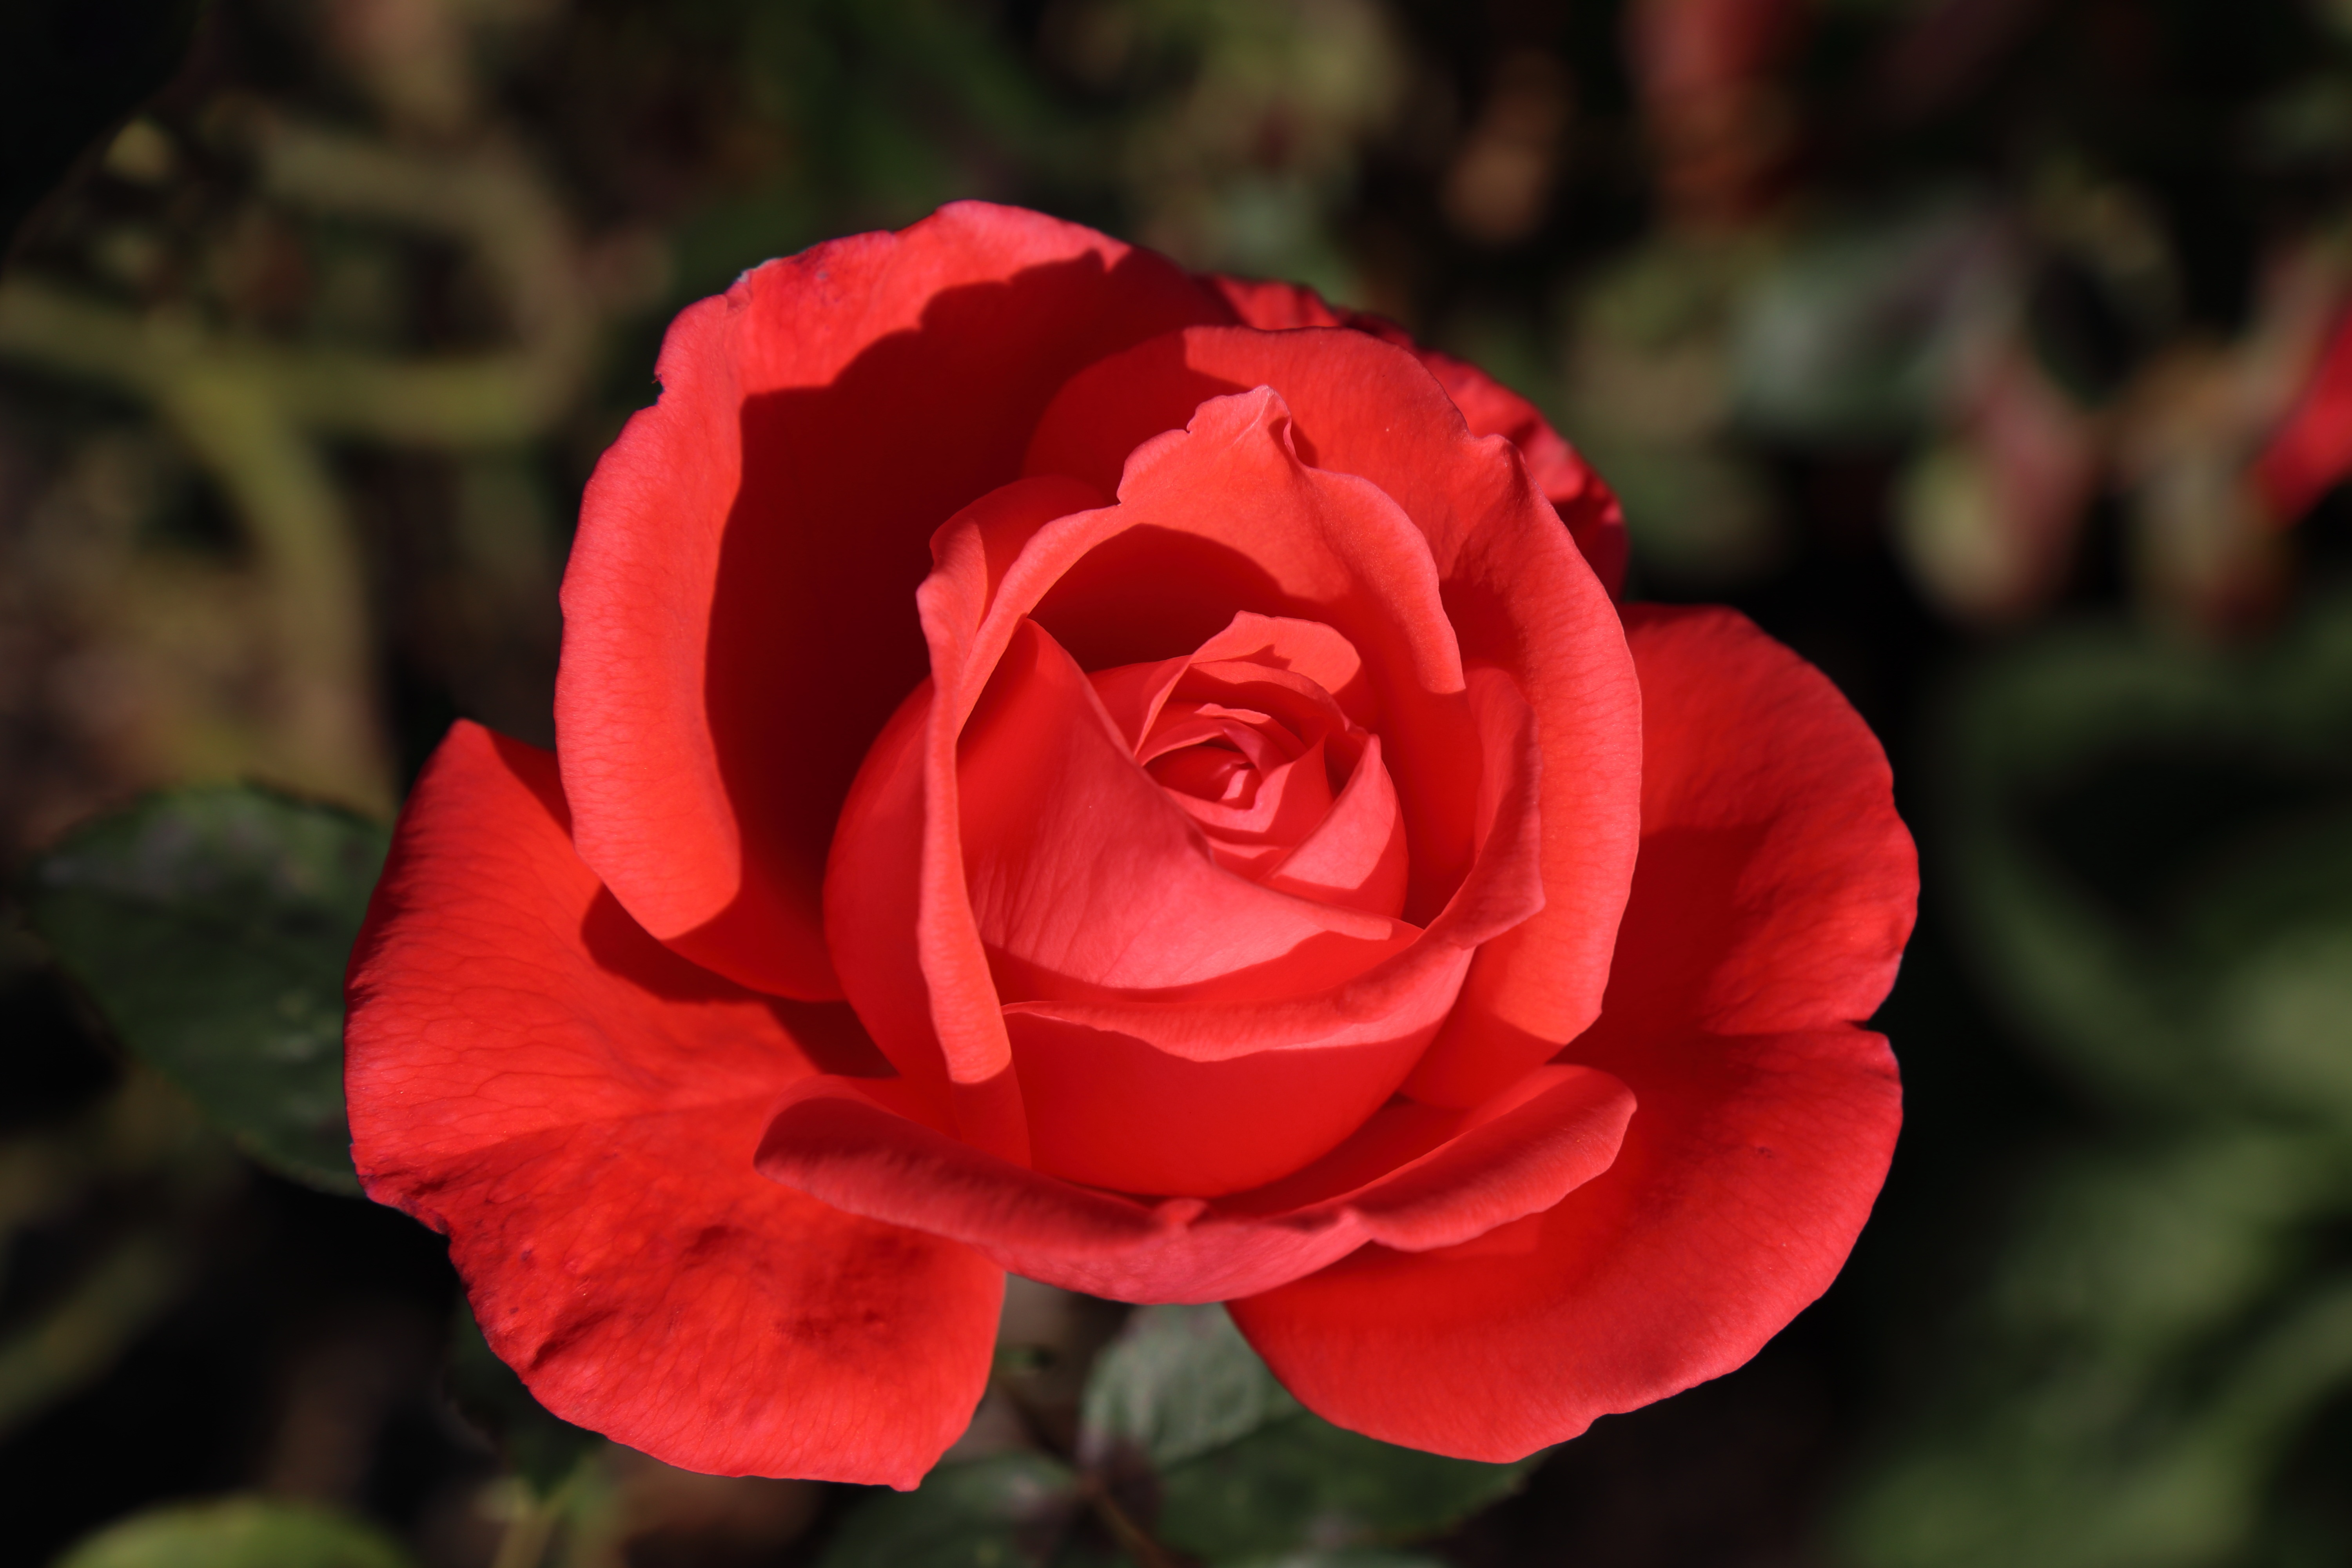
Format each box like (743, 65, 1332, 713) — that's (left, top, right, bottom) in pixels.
(848, 470, 1138, 1155)
(962, 619, 1413, 1000)
(1023, 328, 1640, 1103)
(559, 201, 1222, 998)
(1199, 273, 1628, 595)
(1001, 663, 1543, 1064)
(991, 665, 1545, 1192)
(1229, 1026, 1899, 1461)
(347, 721, 1002, 1486)
(1590, 606, 1918, 1042)
(1229, 607, 1913, 1461)
(1263, 733, 1410, 915)
(756, 1064, 1632, 1302)
(1189, 610, 1374, 723)
(1027, 383, 1483, 922)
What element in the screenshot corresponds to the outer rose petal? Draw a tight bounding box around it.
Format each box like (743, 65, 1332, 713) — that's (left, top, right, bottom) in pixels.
(345, 721, 1002, 1487)
(1586, 607, 1918, 1040)
(757, 1063, 1633, 1302)
(1200, 273, 1628, 597)
(559, 201, 1225, 998)
(1229, 607, 1914, 1462)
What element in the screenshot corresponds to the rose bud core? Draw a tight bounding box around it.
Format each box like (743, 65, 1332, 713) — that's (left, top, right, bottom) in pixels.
(344, 202, 1915, 1488)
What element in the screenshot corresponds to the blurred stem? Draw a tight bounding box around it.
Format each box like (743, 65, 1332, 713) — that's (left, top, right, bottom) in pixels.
(0, 278, 560, 445)
(1080, 1477, 1183, 1568)
(0, 1229, 188, 1431)
(490, 1483, 563, 1568)
(0, 1074, 236, 1437)
(157, 368, 390, 813)
(0, 115, 595, 811)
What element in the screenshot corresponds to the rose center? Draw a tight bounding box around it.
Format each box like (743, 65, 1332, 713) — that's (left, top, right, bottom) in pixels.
(1076, 616, 1412, 918)
(1123, 663, 1384, 886)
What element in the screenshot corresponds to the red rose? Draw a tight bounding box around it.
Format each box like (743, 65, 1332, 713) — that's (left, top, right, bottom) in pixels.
(345, 203, 1914, 1487)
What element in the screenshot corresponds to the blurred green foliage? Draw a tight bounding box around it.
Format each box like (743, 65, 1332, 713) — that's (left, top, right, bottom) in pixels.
(825, 1305, 1536, 1568)
(0, 1069, 240, 1442)
(1839, 592, 2352, 1568)
(820, 1452, 1081, 1568)
(53, 1497, 414, 1568)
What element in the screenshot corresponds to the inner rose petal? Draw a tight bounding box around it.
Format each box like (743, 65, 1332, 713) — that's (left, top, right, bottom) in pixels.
(1024, 331, 1643, 1102)
(1160, 738, 1334, 846)
(1093, 618, 1403, 904)
(831, 392, 1501, 1186)
(1150, 743, 1257, 804)
(1142, 705, 1302, 771)
(1190, 612, 1372, 725)
(1265, 733, 1409, 916)
(961, 618, 1417, 1002)
(1024, 386, 1480, 924)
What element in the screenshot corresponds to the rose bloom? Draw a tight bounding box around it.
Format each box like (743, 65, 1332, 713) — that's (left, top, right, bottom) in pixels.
(346, 203, 1914, 1488)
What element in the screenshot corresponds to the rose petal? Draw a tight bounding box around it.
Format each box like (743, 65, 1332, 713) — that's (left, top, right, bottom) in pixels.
(1227, 606, 1914, 1463)
(1160, 738, 1339, 868)
(1004, 1011, 1435, 1196)
(822, 472, 1114, 1160)
(824, 681, 956, 1122)
(1023, 327, 1640, 1103)
(1200, 273, 1628, 596)
(1263, 732, 1410, 915)
(963, 619, 1414, 998)
(1590, 606, 1918, 1041)
(559, 201, 1223, 998)
(1414, 347, 1630, 600)
(987, 662, 1542, 1195)
(1189, 610, 1373, 722)
(1089, 653, 1197, 749)
(1142, 706, 1303, 772)
(998, 662, 1542, 1062)
(755, 1063, 1633, 1301)
(1230, 1027, 1898, 1460)
(832, 385, 1491, 1166)
(1158, 659, 1354, 750)
(346, 722, 1001, 1486)
(1026, 383, 1485, 923)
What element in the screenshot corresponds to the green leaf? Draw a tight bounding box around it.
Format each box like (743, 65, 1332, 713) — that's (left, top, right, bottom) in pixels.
(818, 1452, 1080, 1568)
(52, 1497, 413, 1568)
(23, 785, 389, 1194)
(1078, 1303, 1301, 1470)
(1077, 1305, 1541, 1563)
(445, 1303, 601, 1497)
(1155, 1412, 1539, 1565)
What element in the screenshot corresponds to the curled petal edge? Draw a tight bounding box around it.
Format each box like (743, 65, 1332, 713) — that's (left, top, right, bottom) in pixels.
(756, 1062, 1634, 1303)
